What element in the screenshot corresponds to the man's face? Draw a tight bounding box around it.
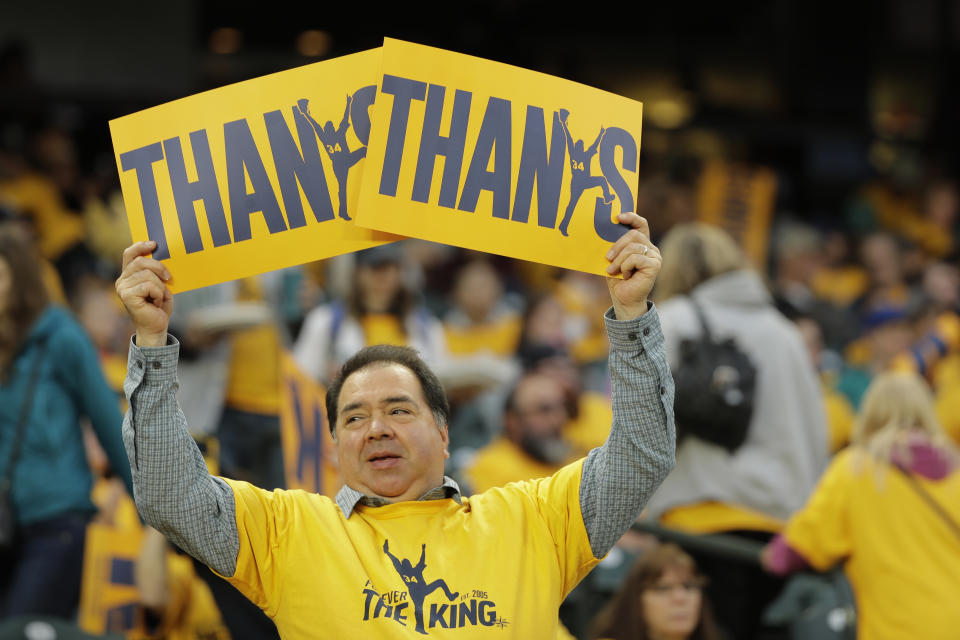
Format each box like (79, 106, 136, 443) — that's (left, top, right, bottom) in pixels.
(504, 375, 570, 463)
(334, 363, 449, 503)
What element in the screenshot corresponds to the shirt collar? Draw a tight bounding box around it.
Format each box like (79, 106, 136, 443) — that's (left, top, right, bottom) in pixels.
(335, 476, 462, 518)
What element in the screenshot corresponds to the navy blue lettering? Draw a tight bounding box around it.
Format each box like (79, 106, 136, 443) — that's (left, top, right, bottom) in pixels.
(479, 600, 496, 626)
(224, 119, 287, 243)
(264, 108, 335, 229)
(350, 85, 377, 146)
(458, 600, 478, 626)
(378, 75, 427, 197)
(163, 132, 231, 254)
(362, 588, 379, 620)
(287, 381, 323, 489)
(412, 85, 472, 207)
(372, 596, 391, 619)
(594, 127, 637, 242)
(458, 96, 511, 217)
(512, 107, 565, 227)
(104, 603, 138, 632)
(118, 143, 170, 259)
(392, 602, 409, 624)
(429, 604, 449, 628)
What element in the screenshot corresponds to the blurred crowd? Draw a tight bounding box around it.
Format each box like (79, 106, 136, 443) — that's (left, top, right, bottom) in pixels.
(1, 47, 960, 640)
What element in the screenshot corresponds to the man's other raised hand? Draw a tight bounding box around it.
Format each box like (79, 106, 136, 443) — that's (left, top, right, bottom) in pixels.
(116, 241, 173, 347)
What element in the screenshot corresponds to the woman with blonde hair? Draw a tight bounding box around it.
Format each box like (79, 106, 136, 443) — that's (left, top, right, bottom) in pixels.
(764, 371, 960, 639)
(646, 223, 828, 638)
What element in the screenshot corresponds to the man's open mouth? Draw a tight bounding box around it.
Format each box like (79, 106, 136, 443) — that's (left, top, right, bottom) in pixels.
(368, 453, 402, 468)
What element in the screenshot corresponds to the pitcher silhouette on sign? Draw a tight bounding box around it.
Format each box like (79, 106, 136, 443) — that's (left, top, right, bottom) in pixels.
(557, 108, 614, 237)
(383, 539, 459, 635)
(296, 95, 367, 220)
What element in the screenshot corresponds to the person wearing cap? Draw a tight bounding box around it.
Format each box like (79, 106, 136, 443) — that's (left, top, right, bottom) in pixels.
(114, 212, 674, 638)
(293, 243, 449, 385)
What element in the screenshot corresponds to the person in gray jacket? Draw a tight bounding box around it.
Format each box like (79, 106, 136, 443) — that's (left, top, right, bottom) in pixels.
(646, 222, 828, 640)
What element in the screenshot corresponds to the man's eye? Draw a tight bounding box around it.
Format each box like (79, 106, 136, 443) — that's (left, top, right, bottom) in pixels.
(391, 408, 411, 415)
(345, 415, 363, 423)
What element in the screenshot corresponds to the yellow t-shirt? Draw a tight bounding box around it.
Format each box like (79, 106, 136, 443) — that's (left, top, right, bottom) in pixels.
(224, 277, 282, 415)
(659, 501, 785, 535)
(0, 173, 86, 260)
(362, 313, 408, 347)
(156, 553, 230, 640)
(810, 266, 868, 308)
(443, 314, 521, 357)
(464, 437, 565, 494)
(783, 449, 960, 640)
(565, 393, 613, 457)
(220, 460, 598, 638)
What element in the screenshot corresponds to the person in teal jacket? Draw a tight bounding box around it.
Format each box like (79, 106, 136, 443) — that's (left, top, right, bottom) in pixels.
(0, 224, 133, 618)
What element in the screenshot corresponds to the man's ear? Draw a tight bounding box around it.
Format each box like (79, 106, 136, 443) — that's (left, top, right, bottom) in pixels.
(438, 422, 450, 455)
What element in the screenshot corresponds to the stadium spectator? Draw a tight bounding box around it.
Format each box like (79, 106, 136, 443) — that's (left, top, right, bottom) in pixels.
(136, 526, 231, 640)
(293, 243, 448, 385)
(464, 372, 573, 493)
(793, 315, 857, 453)
(443, 257, 522, 360)
(0, 224, 132, 618)
(763, 371, 960, 640)
(647, 222, 828, 639)
(114, 211, 674, 637)
(589, 543, 720, 640)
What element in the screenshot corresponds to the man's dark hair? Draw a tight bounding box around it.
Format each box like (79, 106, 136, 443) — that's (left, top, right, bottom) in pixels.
(325, 345, 450, 435)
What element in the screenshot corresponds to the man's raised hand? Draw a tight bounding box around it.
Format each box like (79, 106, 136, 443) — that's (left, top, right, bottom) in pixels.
(116, 241, 173, 347)
(604, 212, 662, 320)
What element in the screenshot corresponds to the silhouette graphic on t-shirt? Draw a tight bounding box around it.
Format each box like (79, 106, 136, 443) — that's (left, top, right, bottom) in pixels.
(557, 108, 614, 236)
(383, 539, 459, 635)
(296, 95, 367, 220)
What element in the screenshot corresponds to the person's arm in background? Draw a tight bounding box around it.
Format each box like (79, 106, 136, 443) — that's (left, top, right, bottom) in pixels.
(292, 305, 334, 382)
(57, 316, 134, 496)
(761, 451, 855, 576)
(579, 212, 677, 558)
(116, 241, 239, 576)
(136, 526, 170, 612)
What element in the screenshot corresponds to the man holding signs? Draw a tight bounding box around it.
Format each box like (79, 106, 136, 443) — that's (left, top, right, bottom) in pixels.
(115, 212, 674, 638)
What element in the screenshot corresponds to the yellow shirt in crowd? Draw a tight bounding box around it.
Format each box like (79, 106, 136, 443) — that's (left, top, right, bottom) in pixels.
(224, 277, 282, 415)
(783, 449, 960, 640)
(151, 554, 230, 640)
(443, 314, 522, 357)
(465, 437, 565, 494)
(219, 460, 598, 639)
(565, 392, 614, 457)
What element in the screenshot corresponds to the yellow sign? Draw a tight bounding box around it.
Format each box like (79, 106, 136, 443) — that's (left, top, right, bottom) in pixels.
(279, 351, 339, 497)
(78, 522, 146, 636)
(355, 39, 644, 277)
(110, 48, 395, 293)
(696, 162, 778, 267)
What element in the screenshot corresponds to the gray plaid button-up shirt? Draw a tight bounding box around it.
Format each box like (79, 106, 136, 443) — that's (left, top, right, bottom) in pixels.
(122, 305, 675, 577)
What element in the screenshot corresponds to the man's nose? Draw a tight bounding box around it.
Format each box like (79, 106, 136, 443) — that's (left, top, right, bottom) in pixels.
(366, 414, 395, 439)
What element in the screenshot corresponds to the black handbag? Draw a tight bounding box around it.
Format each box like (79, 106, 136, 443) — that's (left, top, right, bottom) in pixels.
(0, 341, 47, 549)
(673, 298, 757, 452)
